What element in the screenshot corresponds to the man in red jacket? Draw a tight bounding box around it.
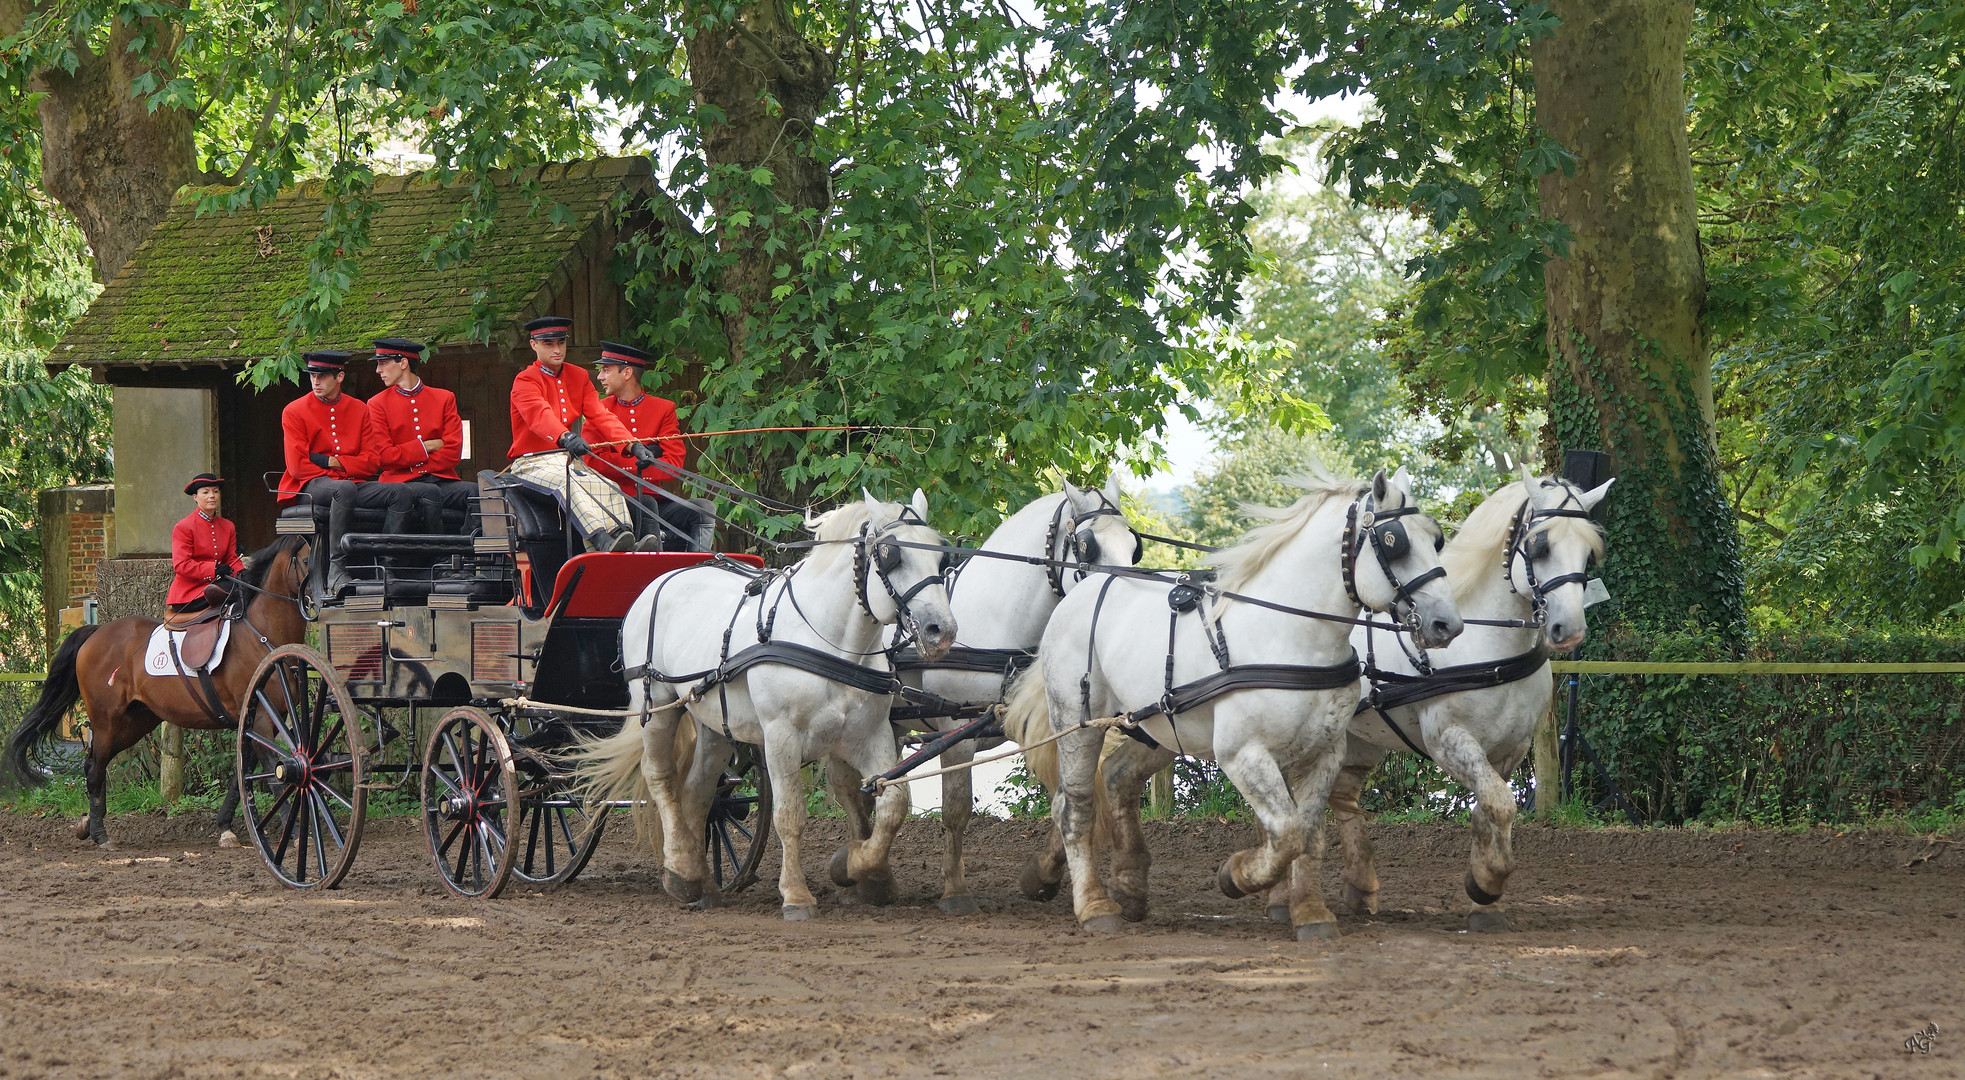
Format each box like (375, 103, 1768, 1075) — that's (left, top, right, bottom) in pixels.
(366, 337, 474, 533)
(592, 341, 707, 551)
(276, 350, 416, 594)
(168, 472, 245, 614)
(505, 317, 660, 553)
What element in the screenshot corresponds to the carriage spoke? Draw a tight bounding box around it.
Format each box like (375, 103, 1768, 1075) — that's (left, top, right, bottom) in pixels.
(306, 675, 328, 750)
(428, 764, 464, 798)
(253, 692, 298, 751)
(307, 795, 328, 881)
(270, 787, 301, 866)
(453, 819, 474, 884)
(243, 727, 289, 758)
(310, 789, 346, 850)
(293, 795, 311, 883)
(315, 781, 355, 812)
(435, 816, 466, 860)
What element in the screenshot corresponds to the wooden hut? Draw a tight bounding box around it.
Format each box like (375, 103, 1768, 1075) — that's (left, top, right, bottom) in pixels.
(46, 157, 677, 607)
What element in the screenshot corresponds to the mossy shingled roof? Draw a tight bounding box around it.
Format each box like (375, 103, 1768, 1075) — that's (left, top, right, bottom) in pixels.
(52, 157, 655, 367)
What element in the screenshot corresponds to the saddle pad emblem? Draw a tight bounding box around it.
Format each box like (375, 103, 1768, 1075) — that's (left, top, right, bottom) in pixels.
(143, 622, 232, 678)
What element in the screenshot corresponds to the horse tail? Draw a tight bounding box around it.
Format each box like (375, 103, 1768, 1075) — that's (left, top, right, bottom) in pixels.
(569, 712, 697, 857)
(1001, 667, 1058, 791)
(1001, 665, 1119, 841)
(5, 624, 99, 790)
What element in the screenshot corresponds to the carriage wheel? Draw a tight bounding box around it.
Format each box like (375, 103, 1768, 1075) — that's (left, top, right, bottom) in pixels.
(510, 771, 608, 888)
(706, 746, 773, 893)
(421, 707, 522, 900)
(498, 710, 610, 888)
(237, 645, 367, 890)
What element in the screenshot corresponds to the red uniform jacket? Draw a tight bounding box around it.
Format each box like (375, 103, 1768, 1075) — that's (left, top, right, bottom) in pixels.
(168, 510, 244, 606)
(276, 392, 382, 503)
(367, 381, 464, 482)
(506, 361, 634, 465)
(595, 394, 687, 494)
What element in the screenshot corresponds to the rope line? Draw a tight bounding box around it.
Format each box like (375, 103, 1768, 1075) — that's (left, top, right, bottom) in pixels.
(866, 707, 1133, 794)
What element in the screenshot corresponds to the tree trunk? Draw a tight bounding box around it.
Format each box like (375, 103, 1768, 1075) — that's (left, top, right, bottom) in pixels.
(686, 1, 837, 512)
(1534, 0, 1745, 632)
(1, 5, 200, 284)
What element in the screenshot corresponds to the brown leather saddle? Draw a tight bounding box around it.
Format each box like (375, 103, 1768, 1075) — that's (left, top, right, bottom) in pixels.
(161, 583, 234, 670)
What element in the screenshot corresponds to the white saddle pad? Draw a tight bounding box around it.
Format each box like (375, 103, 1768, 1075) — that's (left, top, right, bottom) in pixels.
(144, 621, 232, 678)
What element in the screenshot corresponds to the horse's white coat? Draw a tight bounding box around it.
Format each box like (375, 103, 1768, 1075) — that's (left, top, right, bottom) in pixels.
(1005, 469, 1463, 935)
(575, 492, 955, 917)
(858, 478, 1140, 911)
(1324, 472, 1612, 927)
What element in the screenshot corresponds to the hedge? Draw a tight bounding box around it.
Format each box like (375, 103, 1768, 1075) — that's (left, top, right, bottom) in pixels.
(1567, 627, 1965, 825)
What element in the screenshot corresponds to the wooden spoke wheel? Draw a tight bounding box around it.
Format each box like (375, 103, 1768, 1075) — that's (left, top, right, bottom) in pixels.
(706, 746, 772, 893)
(505, 711, 608, 888)
(421, 707, 522, 900)
(237, 645, 368, 890)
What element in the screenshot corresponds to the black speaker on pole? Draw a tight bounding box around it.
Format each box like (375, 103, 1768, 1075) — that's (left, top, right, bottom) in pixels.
(1561, 448, 1612, 491)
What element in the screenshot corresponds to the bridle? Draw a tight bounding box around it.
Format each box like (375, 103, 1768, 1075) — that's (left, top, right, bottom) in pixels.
(1341, 490, 1446, 631)
(1500, 481, 1599, 623)
(1043, 490, 1144, 597)
(853, 507, 952, 641)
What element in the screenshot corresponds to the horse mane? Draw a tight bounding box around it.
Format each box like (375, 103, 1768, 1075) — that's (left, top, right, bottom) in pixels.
(803, 501, 879, 573)
(237, 533, 309, 591)
(1207, 468, 1367, 594)
(1441, 478, 1605, 605)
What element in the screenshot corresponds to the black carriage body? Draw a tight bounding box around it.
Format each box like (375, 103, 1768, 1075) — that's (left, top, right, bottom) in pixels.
(315, 551, 754, 708)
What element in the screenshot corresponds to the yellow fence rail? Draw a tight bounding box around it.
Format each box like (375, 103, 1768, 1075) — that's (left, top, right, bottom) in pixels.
(1550, 661, 1965, 675)
(0, 673, 45, 683)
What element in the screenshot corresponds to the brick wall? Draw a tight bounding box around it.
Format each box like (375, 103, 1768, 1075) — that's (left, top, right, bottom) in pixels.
(38, 486, 115, 660)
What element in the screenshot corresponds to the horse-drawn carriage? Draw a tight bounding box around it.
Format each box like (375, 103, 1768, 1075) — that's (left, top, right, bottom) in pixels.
(234, 472, 772, 899)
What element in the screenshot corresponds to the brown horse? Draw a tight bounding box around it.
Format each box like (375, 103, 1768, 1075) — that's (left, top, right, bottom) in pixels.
(4, 535, 313, 849)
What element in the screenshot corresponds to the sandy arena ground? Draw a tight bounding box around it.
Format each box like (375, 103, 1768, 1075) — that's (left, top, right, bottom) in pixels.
(1, 809, 1960, 1079)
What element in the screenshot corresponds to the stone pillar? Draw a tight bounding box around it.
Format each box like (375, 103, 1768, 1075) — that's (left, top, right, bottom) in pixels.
(38, 485, 115, 661)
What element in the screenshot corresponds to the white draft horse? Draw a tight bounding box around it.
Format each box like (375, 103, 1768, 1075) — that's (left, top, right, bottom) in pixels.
(1005, 468, 1463, 938)
(576, 493, 955, 919)
(827, 479, 1142, 915)
(1313, 470, 1611, 931)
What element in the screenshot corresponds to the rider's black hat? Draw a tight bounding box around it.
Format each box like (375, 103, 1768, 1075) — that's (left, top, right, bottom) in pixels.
(524, 316, 572, 342)
(302, 350, 352, 374)
(183, 472, 225, 496)
(595, 341, 652, 370)
(372, 337, 425, 361)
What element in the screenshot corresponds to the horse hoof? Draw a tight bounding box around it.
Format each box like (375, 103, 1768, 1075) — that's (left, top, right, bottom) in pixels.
(855, 873, 897, 907)
(1117, 895, 1149, 923)
(95, 840, 117, 852)
(938, 895, 980, 917)
(1467, 908, 1514, 934)
(72, 819, 90, 841)
(688, 892, 723, 911)
(1464, 870, 1503, 907)
(1018, 860, 1060, 902)
(662, 871, 704, 904)
(1216, 862, 1246, 900)
(1341, 883, 1378, 916)
(218, 830, 240, 849)
(1295, 921, 1341, 941)
(828, 846, 855, 887)
(1267, 905, 1291, 925)
(1080, 913, 1124, 935)
(782, 904, 819, 921)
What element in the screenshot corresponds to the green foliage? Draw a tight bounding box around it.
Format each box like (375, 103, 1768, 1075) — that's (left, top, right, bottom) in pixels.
(2, 0, 1300, 537)
(0, 156, 106, 668)
(1570, 625, 1965, 826)
(1689, 1, 1965, 618)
